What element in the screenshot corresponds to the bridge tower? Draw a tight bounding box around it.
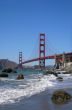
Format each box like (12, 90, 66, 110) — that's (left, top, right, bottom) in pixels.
(19, 52, 23, 69)
(39, 33, 45, 68)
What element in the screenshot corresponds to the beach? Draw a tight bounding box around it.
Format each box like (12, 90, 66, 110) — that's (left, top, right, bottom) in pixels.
(0, 72, 72, 110)
(0, 88, 72, 110)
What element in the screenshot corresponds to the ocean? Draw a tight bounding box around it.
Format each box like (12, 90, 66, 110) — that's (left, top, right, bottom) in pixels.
(0, 69, 72, 110)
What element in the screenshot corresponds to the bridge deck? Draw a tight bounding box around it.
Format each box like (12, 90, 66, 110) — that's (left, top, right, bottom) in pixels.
(21, 52, 72, 64)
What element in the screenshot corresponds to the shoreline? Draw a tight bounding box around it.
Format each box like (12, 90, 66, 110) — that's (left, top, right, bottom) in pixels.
(0, 88, 72, 110)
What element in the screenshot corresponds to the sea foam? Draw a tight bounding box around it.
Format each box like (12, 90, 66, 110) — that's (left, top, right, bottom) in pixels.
(0, 74, 72, 105)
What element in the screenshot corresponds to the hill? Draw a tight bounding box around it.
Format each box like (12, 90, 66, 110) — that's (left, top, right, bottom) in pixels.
(0, 59, 17, 69)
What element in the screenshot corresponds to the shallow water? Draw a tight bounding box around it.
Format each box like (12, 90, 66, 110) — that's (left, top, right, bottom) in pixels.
(0, 70, 72, 110)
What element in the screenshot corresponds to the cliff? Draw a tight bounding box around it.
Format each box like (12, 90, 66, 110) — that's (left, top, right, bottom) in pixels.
(61, 62, 72, 73)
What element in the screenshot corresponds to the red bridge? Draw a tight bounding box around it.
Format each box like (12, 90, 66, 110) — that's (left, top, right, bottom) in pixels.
(19, 34, 72, 69)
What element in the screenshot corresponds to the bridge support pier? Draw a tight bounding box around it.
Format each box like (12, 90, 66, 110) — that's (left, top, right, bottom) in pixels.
(55, 60, 60, 69)
(39, 34, 45, 69)
(55, 53, 66, 69)
(62, 52, 66, 67)
(55, 55, 62, 69)
(19, 52, 23, 70)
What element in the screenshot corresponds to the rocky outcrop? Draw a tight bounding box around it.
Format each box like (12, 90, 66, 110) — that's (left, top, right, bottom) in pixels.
(61, 63, 72, 73)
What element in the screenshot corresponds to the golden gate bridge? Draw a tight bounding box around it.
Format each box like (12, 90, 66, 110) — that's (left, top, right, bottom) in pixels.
(19, 34, 72, 69)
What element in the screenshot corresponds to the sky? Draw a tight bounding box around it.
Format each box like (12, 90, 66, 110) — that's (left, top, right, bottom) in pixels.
(0, 0, 72, 65)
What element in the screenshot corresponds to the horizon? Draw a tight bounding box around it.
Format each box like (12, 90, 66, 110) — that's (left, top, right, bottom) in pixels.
(0, 0, 72, 65)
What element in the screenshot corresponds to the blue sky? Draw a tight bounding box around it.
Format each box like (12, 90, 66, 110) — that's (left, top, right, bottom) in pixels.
(0, 0, 72, 65)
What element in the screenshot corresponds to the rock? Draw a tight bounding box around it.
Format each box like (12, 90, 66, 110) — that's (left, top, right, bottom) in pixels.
(53, 73, 58, 77)
(13, 70, 17, 73)
(43, 71, 55, 75)
(2, 68, 17, 73)
(0, 73, 8, 77)
(17, 74, 24, 80)
(51, 90, 71, 104)
(56, 77, 63, 81)
(2, 68, 13, 73)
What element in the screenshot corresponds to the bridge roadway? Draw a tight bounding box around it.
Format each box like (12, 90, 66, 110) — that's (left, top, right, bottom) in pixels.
(22, 55, 55, 64)
(21, 52, 72, 64)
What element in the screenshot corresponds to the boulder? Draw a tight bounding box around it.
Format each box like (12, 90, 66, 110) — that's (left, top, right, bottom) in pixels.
(0, 73, 8, 77)
(56, 77, 63, 81)
(51, 90, 71, 104)
(17, 74, 24, 80)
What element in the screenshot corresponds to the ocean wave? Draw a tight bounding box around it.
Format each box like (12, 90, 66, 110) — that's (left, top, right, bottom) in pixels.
(0, 74, 72, 105)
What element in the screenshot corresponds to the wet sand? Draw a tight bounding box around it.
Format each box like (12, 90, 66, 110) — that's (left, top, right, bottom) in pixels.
(0, 89, 72, 110)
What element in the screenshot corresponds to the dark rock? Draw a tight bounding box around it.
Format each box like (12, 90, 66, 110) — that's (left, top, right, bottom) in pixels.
(51, 90, 71, 104)
(0, 73, 8, 77)
(43, 71, 54, 75)
(56, 77, 63, 81)
(53, 73, 58, 77)
(43, 71, 58, 77)
(13, 70, 17, 73)
(17, 74, 24, 80)
(2, 68, 13, 73)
